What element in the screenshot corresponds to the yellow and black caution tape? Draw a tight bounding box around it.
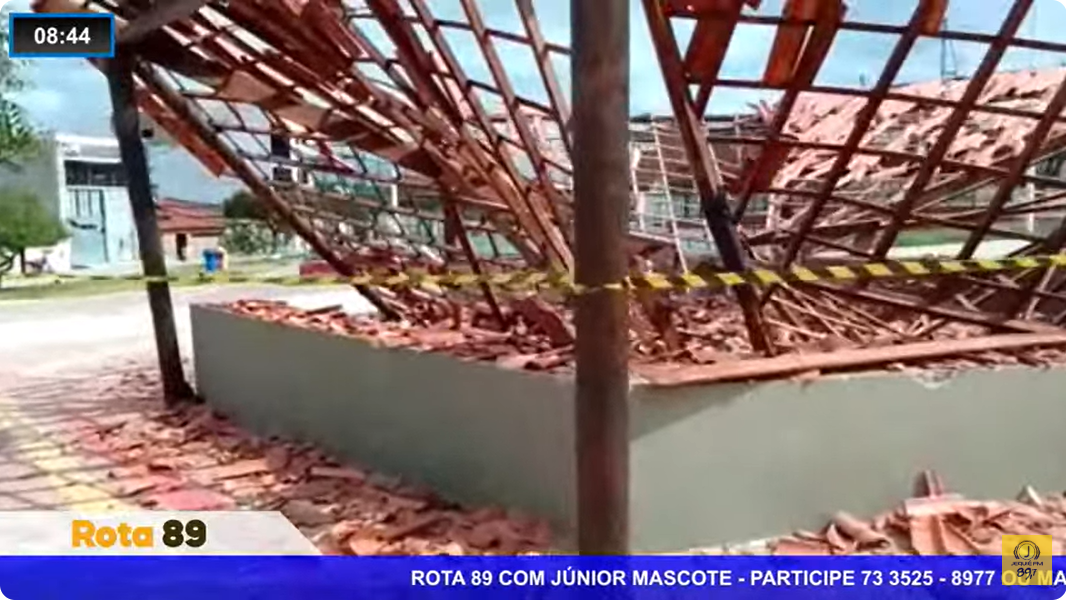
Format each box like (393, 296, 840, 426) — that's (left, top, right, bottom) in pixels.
(13, 253, 1066, 294)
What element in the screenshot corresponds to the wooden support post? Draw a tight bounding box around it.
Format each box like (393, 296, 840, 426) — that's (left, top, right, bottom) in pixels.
(106, 51, 191, 405)
(572, 0, 630, 554)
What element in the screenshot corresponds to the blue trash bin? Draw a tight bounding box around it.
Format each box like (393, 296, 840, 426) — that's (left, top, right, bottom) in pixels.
(202, 249, 219, 274)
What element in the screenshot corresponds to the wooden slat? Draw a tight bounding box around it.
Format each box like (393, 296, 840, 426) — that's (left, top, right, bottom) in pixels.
(635, 332, 1066, 387)
(118, 0, 212, 45)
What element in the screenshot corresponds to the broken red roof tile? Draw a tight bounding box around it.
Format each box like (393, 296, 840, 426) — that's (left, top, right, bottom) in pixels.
(191, 458, 272, 483)
(146, 488, 237, 511)
(55, 368, 553, 556)
(772, 471, 1066, 556)
(221, 298, 1066, 383)
(309, 466, 367, 483)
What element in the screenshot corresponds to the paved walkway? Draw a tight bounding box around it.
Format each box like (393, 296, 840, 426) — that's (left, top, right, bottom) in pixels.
(0, 371, 137, 512)
(0, 286, 550, 554)
(0, 284, 347, 510)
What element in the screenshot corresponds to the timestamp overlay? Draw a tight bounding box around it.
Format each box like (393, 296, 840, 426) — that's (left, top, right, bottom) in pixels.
(8, 13, 114, 58)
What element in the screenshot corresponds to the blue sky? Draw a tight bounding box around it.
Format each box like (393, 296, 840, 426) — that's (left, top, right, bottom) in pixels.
(6, 0, 1066, 203)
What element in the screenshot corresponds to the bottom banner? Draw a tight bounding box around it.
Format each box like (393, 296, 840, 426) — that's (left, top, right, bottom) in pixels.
(0, 556, 1063, 600)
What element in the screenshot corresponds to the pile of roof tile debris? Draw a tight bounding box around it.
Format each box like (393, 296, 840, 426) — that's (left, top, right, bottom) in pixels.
(776, 68, 1066, 197)
(772, 472, 1066, 556)
(61, 370, 1066, 557)
(221, 297, 758, 374)
(221, 299, 1066, 384)
(67, 371, 552, 555)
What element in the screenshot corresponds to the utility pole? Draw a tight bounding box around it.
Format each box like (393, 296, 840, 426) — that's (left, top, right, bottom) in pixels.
(571, 0, 630, 554)
(106, 52, 191, 405)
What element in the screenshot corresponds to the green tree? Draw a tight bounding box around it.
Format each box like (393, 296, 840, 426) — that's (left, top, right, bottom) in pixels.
(0, 188, 66, 281)
(221, 220, 274, 255)
(0, 24, 38, 165)
(0, 20, 48, 284)
(222, 189, 270, 222)
(222, 190, 291, 254)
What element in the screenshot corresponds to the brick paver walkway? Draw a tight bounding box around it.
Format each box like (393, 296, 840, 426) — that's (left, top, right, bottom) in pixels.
(0, 362, 552, 554)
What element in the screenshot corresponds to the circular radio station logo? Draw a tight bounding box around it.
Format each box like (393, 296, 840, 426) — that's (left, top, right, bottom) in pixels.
(1002, 534, 1053, 586)
(1014, 540, 1042, 562)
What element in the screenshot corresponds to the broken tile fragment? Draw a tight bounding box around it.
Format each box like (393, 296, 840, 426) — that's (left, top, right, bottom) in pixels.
(108, 475, 182, 497)
(309, 466, 366, 483)
(146, 488, 236, 511)
(194, 459, 270, 482)
(772, 538, 833, 555)
(51, 366, 558, 558)
(281, 500, 334, 527)
(348, 537, 386, 556)
(773, 471, 1066, 557)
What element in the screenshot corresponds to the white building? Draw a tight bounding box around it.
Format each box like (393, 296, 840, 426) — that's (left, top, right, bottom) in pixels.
(0, 133, 138, 271)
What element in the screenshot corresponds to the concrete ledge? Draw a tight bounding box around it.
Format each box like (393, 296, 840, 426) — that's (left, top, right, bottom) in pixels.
(192, 305, 1066, 551)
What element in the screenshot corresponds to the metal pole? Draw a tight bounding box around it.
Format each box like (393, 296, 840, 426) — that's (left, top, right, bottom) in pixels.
(106, 51, 191, 405)
(572, 0, 630, 554)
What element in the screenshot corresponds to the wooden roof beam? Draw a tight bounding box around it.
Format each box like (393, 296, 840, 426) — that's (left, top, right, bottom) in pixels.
(118, 0, 214, 46)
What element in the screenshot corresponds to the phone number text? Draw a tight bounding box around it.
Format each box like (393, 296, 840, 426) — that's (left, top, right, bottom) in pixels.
(410, 568, 998, 588)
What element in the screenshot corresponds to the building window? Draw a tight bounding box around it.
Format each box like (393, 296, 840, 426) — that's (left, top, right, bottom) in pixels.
(65, 160, 128, 187)
(70, 189, 104, 220)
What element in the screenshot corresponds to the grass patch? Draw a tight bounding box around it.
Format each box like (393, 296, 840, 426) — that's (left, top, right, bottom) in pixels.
(0, 276, 207, 301)
(0, 256, 303, 301)
(0, 264, 210, 301)
(894, 229, 971, 247)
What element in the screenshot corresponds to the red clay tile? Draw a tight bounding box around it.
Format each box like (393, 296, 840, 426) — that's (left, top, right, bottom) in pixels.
(51, 368, 558, 557)
(194, 458, 271, 482)
(830, 512, 889, 549)
(281, 500, 334, 527)
(824, 523, 853, 554)
(379, 512, 447, 542)
(309, 466, 366, 483)
(146, 488, 236, 511)
(264, 447, 291, 471)
(348, 537, 386, 556)
(772, 538, 833, 555)
(908, 516, 942, 555)
(902, 495, 968, 518)
(940, 522, 982, 555)
(108, 475, 183, 497)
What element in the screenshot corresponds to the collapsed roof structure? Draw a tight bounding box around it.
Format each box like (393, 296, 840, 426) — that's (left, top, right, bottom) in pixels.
(32, 0, 1066, 380)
